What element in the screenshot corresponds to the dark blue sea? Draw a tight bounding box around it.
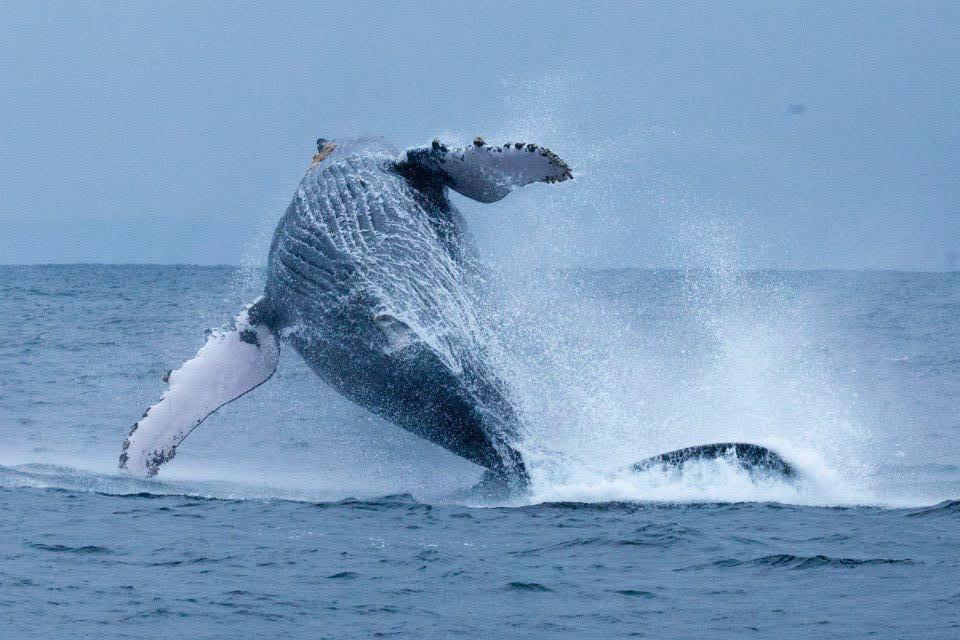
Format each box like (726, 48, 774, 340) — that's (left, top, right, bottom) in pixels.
(1, 265, 957, 639)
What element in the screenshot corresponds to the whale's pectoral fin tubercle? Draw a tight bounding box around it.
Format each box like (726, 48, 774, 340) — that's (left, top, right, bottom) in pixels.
(120, 304, 279, 477)
(402, 137, 573, 203)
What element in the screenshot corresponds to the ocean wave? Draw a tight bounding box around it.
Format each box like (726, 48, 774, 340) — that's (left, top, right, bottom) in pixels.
(905, 500, 960, 518)
(611, 589, 657, 599)
(0, 461, 953, 513)
(505, 581, 553, 592)
(617, 522, 702, 547)
(0, 465, 432, 510)
(680, 554, 917, 571)
(27, 543, 112, 555)
(506, 523, 700, 556)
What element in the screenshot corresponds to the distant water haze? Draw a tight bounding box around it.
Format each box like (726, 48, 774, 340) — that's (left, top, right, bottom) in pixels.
(2, 2, 958, 270)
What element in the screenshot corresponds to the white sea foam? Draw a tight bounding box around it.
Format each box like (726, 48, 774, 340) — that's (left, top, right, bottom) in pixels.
(523, 447, 879, 508)
(478, 251, 892, 506)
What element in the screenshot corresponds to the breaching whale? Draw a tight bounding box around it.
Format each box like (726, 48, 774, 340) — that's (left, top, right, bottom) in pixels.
(120, 135, 794, 490)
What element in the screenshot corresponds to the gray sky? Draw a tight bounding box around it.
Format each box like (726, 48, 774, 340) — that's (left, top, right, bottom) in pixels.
(1, 1, 957, 269)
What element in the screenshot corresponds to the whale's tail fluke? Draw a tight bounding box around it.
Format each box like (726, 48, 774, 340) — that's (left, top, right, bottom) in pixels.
(401, 137, 572, 203)
(120, 301, 279, 477)
(630, 442, 796, 480)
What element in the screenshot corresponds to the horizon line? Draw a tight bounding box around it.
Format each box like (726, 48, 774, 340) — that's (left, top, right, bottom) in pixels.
(0, 262, 957, 274)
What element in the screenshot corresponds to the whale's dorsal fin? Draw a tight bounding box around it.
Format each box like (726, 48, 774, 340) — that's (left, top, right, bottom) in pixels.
(120, 305, 279, 477)
(403, 137, 573, 203)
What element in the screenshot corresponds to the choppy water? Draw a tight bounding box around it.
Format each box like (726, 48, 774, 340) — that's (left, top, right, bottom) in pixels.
(1, 265, 958, 638)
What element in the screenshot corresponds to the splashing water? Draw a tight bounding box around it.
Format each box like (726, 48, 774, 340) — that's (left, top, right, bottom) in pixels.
(473, 263, 874, 506)
(96, 73, 934, 506)
(399, 71, 871, 505)
(1, 74, 953, 508)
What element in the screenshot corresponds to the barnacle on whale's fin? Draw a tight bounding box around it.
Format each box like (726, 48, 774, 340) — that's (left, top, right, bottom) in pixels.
(119, 303, 279, 477)
(311, 138, 337, 166)
(403, 137, 573, 203)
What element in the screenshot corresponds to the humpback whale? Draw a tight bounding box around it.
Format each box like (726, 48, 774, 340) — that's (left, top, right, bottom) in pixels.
(120, 135, 793, 491)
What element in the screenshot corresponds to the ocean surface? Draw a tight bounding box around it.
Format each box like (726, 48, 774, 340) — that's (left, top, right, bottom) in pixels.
(0, 264, 957, 638)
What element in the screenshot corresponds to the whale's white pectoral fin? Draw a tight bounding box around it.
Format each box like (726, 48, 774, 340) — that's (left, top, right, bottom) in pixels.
(405, 137, 573, 203)
(120, 309, 279, 477)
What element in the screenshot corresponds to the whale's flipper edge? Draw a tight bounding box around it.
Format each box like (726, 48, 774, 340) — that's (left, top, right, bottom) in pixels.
(120, 304, 279, 477)
(402, 137, 573, 203)
(630, 442, 796, 480)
